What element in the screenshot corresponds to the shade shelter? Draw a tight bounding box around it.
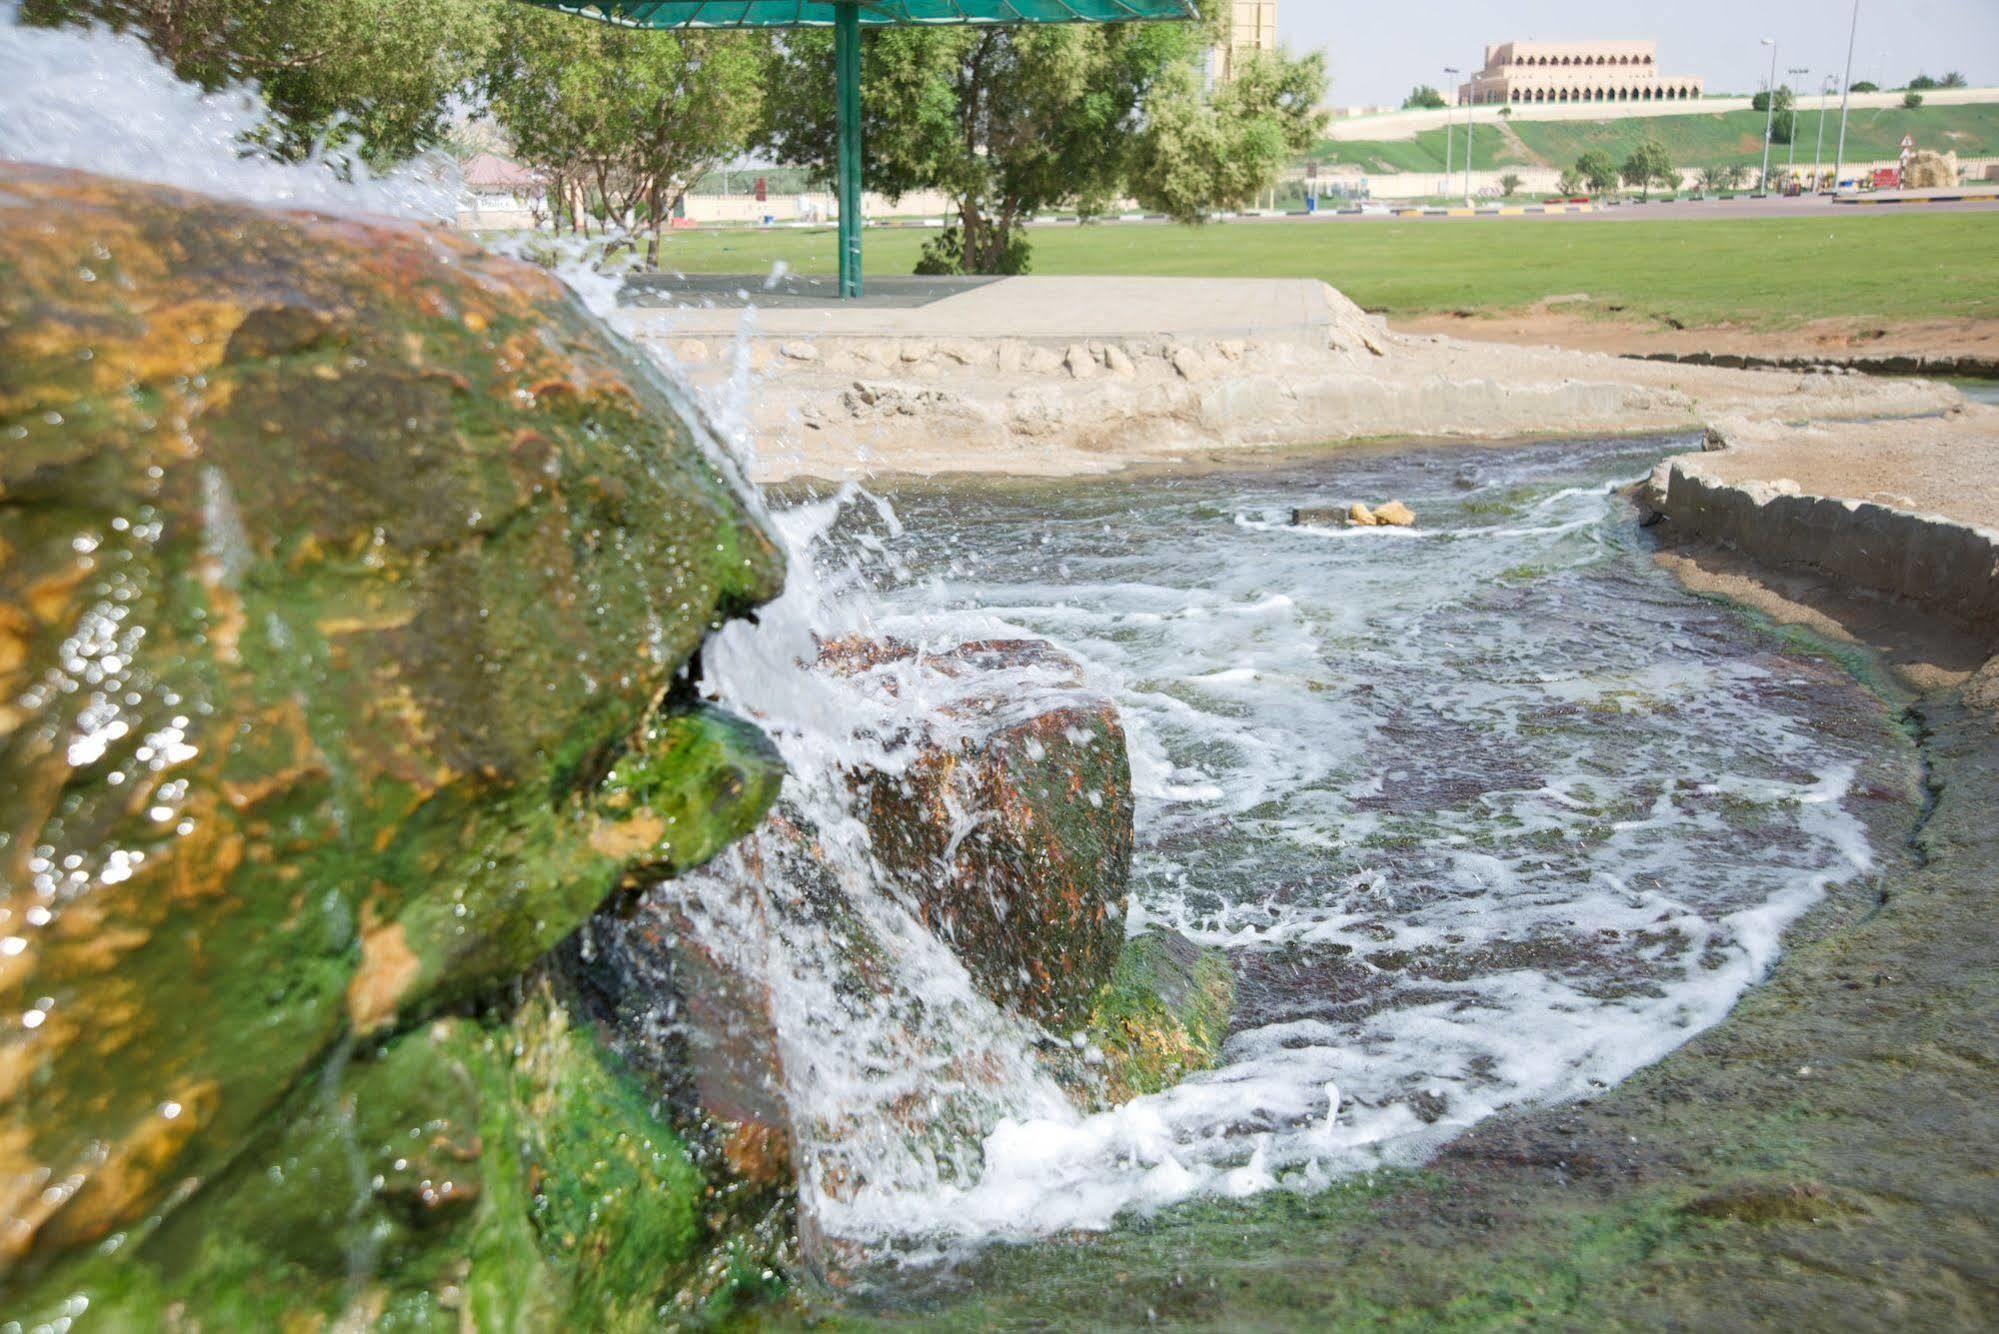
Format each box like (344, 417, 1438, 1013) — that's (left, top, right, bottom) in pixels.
(515, 1, 1200, 297)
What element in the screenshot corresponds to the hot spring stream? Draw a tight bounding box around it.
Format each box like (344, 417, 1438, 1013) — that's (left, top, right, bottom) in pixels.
(0, 11, 1929, 1309)
(670, 432, 1909, 1263)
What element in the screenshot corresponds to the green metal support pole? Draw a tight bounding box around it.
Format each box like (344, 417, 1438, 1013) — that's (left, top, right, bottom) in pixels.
(835, 3, 863, 299)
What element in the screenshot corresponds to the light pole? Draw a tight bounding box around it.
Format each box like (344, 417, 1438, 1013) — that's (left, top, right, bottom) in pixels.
(1443, 67, 1458, 199)
(1814, 73, 1836, 192)
(1462, 82, 1475, 206)
(1758, 38, 1778, 194)
(1833, 0, 1862, 193)
(1785, 66, 1810, 187)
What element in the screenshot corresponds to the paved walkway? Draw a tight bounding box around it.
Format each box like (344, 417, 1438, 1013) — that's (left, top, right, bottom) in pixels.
(617, 274, 1341, 344)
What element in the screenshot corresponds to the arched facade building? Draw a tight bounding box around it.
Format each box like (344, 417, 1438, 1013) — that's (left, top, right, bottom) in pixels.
(1458, 40, 1705, 106)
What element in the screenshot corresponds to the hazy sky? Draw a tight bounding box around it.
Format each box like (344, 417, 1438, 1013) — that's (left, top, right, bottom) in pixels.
(1280, 1, 1999, 107)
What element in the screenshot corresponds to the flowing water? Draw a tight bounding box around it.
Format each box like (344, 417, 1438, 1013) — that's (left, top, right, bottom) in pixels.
(0, 3, 1915, 1295)
(672, 436, 1904, 1261)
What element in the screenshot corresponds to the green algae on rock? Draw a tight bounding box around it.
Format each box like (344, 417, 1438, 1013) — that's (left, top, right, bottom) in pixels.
(0, 163, 784, 1291)
(7, 980, 793, 1330)
(1086, 930, 1236, 1103)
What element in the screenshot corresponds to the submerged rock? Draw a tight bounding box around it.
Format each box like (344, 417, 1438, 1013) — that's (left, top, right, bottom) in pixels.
(0, 164, 784, 1301)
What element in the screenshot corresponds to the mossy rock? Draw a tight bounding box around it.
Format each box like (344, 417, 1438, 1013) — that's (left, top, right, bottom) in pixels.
(0, 164, 784, 1290)
(1088, 930, 1236, 1103)
(9, 980, 792, 1329)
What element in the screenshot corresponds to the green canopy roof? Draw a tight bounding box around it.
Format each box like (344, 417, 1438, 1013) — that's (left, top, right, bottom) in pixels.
(516, 1, 1198, 28)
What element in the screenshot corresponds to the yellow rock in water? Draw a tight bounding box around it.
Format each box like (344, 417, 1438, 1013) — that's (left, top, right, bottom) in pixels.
(1374, 500, 1417, 527)
(1349, 502, 1379, 526)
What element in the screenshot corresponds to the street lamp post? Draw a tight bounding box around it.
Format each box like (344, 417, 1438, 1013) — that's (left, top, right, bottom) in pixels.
(1785, 66, 1810, 187)
(1462, 83, 1475, 207)
(1759, 38, 1779, 194)
(1443, 67, 1459, 199)
(1833, 0, 1862, 193)
(1814, 73, 1837, 192)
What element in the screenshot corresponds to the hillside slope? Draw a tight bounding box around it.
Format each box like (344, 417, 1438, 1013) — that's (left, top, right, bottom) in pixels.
(1309, 104, 1999, 175)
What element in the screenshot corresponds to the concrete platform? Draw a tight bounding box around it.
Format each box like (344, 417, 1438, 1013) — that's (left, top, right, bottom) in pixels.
(616, 274, 1344, 348)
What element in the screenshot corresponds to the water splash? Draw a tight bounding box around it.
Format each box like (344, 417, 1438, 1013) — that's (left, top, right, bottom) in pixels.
(0, 1, 456, 218)
(654, 437, 1898, 1257)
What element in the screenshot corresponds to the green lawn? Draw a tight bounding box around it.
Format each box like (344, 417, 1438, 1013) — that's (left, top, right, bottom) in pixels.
(1308, 104, 1999, 177)
(645, 212, 1999, 328)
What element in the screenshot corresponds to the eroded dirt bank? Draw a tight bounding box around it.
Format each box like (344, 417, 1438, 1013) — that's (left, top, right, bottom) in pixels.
(618, 287, 1962, 484)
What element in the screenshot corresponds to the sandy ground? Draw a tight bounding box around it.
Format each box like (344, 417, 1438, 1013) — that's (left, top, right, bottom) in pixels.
(1396, 308, 1999, 370)
(1687, 409, 1999, 531)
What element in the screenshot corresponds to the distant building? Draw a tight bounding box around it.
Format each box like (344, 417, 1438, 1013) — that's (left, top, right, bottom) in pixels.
(1458, 40, 1704, 106)
(1210, 0, 1278, 84)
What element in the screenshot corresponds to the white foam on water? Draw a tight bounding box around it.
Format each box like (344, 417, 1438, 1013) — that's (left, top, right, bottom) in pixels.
(726, 441, 1892, 1254)
(0, 2, 456, 218)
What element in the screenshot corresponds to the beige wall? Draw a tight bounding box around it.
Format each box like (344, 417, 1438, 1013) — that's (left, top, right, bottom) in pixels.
(1212, 0, 1278, 83)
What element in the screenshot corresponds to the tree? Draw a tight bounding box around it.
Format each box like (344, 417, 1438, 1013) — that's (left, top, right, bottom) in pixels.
(1128, 47, 1328, 224)
(1498, 172, 1522, 197)
(1941, 71, 1968, 89)
(1575, 149, 1619, 196)
(1850, 80, 1879, 93)
(484, 6, 765, 265)
(1694, 166, 1726, 194)
(1904, 90, 1926, 109)
(759, 15, 1323, 274)
(1752, 84, 1796, 142)
(1620, 136, 1676, 199)
(1403, 84, 1447, 110)
(21, 0, 492, 165)
(1555, 168, 1585, 197)
(1908, 73, 1939, 91)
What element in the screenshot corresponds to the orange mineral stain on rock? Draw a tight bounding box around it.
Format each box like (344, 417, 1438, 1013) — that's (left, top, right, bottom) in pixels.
(348, 920, 423, 1034)
(588, 812, 668, 863)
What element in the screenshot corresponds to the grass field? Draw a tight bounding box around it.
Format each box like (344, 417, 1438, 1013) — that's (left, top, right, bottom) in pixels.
(1307, 104, 1999, 177)
(641, 212, 1999, 328)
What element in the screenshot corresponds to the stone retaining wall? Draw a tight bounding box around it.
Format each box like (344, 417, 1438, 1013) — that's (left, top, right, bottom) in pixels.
(1649, 445, 1999, 649)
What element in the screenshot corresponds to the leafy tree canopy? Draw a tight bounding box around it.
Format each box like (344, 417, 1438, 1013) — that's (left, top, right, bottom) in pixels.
(483, 6, 764, 261)
(759, 13, 1324, 275)
(1620, 136, 1676, 199)
(1849, 80, 1879, 93)
(1574, 149, 1619, 195)
(1402, 84, 1447, 110)
(1128, 47, 1327, 225)
(22, 0, 492, 165)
